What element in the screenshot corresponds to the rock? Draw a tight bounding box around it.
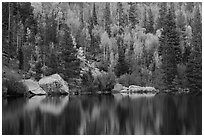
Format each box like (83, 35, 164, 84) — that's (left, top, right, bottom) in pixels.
(39, 74, 69, 94)
(129, 85, 142, 93)
(144, 87, 157, 92)
(121, 86, 129, 92)
(121, 89, 128, 93)
(22, 79, 46, 95)
(112, 83, 123, 92)
(129, 85, 157, 93)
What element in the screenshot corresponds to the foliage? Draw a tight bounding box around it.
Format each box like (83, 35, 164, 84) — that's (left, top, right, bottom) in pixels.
(115, 36, 129, 77)
(2, 68, 28, 96)
(159, 7, 181, 88)
(146, 8, 154, 33)
(93, 71, 116, 91)
(2, 2, 202, 94)
(81, 69, 93, 92)
(129, 2, 138, 29)
(156, 2, 167, 30)
(59, 24, 80, 81)
(186, 5, 202, 92)
(104, 2, 111, 37)
(32, 60, 43, 81)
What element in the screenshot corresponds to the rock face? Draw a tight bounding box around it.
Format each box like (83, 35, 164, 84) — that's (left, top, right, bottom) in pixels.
(22, 79, 46, 95)
(39, 74, 69, 94)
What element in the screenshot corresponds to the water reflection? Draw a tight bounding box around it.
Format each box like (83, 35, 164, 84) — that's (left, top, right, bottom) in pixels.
(25, 96, 69, 115)
(2, 94, 202, 135)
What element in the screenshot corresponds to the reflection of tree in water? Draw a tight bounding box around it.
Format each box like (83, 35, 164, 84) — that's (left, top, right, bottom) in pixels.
(2, 94, 202, 135)
(79, 95, 119, 134)
(160, 95, 179, 134)
(116, 101, 130, 134)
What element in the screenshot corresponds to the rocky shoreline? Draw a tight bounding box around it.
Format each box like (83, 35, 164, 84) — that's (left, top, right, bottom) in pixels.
(3, 73, 198, 98)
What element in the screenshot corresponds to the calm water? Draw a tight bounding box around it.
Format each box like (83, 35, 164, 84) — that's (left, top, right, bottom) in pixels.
(2, 93, 202, 135)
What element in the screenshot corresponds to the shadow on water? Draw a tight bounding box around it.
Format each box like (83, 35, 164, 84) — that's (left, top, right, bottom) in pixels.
(2, 93, 202, 135)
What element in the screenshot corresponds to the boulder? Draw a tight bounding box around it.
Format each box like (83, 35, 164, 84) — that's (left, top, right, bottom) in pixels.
(129, 85, 157, 93)
(129, 85, 142, 93)
(121, 86, 129, 92)
(22, 79, 46, 95)
(39, 74, 69, 94)
(144, 87, 157, 92)
(112, 83, 123, 92)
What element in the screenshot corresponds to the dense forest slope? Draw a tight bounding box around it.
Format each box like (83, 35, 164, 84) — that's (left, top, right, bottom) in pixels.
(2, 2, 202, 94)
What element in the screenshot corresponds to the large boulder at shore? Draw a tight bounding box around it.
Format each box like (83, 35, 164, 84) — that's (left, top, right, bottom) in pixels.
(39, 74, 69, 94)
(112, 83, 123, 92)
(129, 85, 142, 93)
(129, 85, 157, 93)
(22, 79, 46, 95)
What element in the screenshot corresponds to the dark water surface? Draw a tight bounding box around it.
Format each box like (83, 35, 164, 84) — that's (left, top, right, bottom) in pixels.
(2, 93, 202, 135)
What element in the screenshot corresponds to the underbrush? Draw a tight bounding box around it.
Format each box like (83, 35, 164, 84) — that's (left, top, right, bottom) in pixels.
(118, 67, 165, 90)
(2, 67, 28, 96)
(81, 69, 116, 93)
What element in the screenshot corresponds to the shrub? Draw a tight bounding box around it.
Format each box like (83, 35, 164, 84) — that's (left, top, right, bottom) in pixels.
(2, 69, 28, 96)
(118, 73, 143, 87)
(81, 68, 95, 93)
(93, 71, 116, 91)
(97, 59, 109, 72)
(174, 64, 188, 89)
(151, 68, 165, 90)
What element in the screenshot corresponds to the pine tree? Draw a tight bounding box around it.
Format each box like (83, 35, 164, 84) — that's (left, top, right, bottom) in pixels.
(117, 2, 125, 35)
(87, 3, 100, 59)
(160, 8, 181, 89)
(92, 3, 98, 26)
(143, 7, 147, 31)
(104, 2, 111, 37)
(59, 24, 80, 81)
(176, 10, 186, 31)
(129, 2, 138, 29)
(186, 6, 202, 92)
(156, 2, 167, 31)
(18, 46, 24, 70)
(186, 2, 194, 13)
(115, 2, 129, 77)
(115, 36, 129, 77)
(79, 3, 84, 28)
(146, 8, 154, 33)
(48, 52, 58, 74)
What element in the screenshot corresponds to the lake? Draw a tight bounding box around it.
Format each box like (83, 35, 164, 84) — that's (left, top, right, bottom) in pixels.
(2, 93, 202, 135)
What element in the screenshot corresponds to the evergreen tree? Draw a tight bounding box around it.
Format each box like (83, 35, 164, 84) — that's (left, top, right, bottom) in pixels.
(87, 3, 100, 59)
(59, 24, 80, 81)
(160, 8, 181, 89)
(18, 47, 24, 70)
(186, 6, 202, 92)
(129, 2, 138, 29)
(79, 3, 84, 28)
(115, 36, 129, 77)
(117, 2, 125, 35)
(48, 52, 58, 74)
(143, 7, 147, 31)
(92, 3, 98, 26)
(146, 8, 154, 33)
(115, 2, 129, 76)
(104, 2, 111, 37)
(176, 10, 186, 31)
(156, 2, 167, 31)
(185, 2, 194, 13)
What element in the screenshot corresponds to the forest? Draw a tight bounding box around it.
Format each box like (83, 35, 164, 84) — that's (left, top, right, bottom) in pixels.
(2, 2, 202, 95)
